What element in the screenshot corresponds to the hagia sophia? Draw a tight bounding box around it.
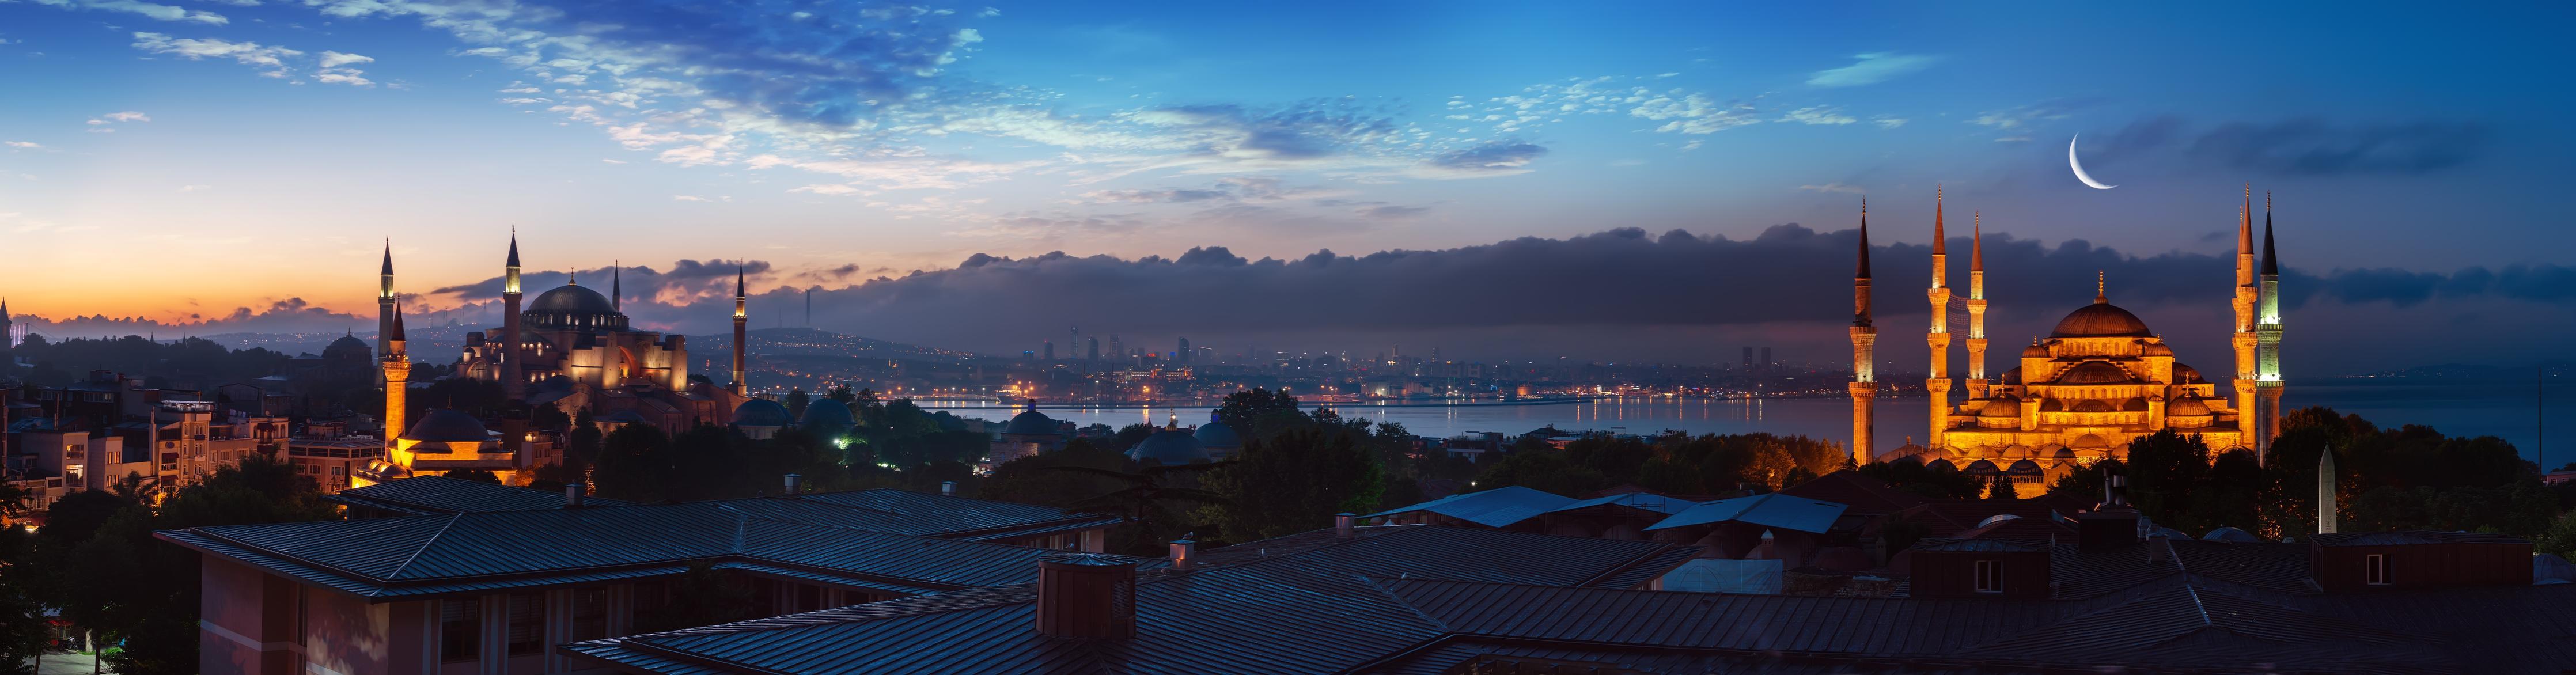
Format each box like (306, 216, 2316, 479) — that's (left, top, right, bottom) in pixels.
(1850, 188, 2286, 494)
(362, 234, 756, 484)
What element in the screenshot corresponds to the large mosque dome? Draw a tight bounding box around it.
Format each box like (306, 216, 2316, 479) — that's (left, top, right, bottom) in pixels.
(524, 284, 628, 331)
(1130, 428, 1210, 465)
(2048, 299, 2152, 338)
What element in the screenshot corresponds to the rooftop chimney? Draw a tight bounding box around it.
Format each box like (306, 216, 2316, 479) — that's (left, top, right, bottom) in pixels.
(565, 481, 586, 507)
(1035, 553, 1140, 639)
(1169, 538, 1195, 571)
(941, 480, 957, 496)
(783, 473, 802, 496)
(1335, 512, 1356, 539)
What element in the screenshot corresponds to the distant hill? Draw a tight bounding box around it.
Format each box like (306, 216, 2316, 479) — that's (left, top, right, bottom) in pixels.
(2338, 362, 2570, 381)
(684, 327, 976, 362)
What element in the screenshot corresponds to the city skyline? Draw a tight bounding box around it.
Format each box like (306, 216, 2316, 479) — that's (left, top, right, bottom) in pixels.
(5, 2, 2573, 371)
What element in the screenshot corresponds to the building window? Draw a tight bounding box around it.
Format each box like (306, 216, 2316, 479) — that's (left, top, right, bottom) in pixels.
(2365, 553, 2389, 586)
(1973, 559, 2003, 594)
(439, 598, 482, 663)
(570, 588, 608, 642)
(505, 592, 543, 656)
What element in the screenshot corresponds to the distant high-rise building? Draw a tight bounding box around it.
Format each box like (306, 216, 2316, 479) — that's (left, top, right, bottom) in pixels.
(1086, 337, 1100, 361)
(1, 297, 13, 348)
(1761, 347, 1772, 368)
(1176, 337, 1191, 364)
(1044, 340, 1055, 361)
(1108, 336, 1124, 367)
(1741, 347, 1753, 369)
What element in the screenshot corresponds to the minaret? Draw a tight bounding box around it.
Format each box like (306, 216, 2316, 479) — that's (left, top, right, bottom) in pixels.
(1965, 213, 1990, 399)
(2316, 447, 2338, 534)
(1, 297, 12, 348)
(1924, 188, 1952, 449)
(731, 265, 748, 395)
(502, 231, 524, 396)
(612, 260, 622, 312)
(2231, 185, 2260, 455)
(382, 304, 411, 447)
(1849, 199, 1878, 465)
(2254, 193, 2286, 463)
(377, 240, 396, 360)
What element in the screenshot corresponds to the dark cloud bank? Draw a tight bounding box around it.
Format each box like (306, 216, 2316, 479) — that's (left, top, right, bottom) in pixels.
(18, 229, 2569, 373)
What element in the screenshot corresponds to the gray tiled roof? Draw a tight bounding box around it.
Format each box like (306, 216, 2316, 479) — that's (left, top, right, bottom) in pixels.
(156, 490, 1116, 600)
(325, 476, 638, 515)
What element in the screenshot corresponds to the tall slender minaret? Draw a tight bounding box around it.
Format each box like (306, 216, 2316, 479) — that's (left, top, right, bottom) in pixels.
(1923, 187, 1951, 449)
(502, 232, 524, 397)
(1964, 213, 1989, 399)
(731, 265, 748, 395)
(377, 240, 396, 359)
(382, 304, 411, 446)
(1, 297, 13, 348)
(1849, 199, 1878, 465)
(2230, 185, 2260, 458)
(611, 260, 622, 312)
(2254, 194, 2286, 462)
(2316, 448, 2338, 534)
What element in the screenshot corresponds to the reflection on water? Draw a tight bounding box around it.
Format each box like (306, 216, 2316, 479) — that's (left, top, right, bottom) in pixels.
(926, 380, 2570, 462)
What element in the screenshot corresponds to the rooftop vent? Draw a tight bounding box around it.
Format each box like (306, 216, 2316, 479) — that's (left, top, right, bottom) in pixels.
(1035, 553, 1141, 639)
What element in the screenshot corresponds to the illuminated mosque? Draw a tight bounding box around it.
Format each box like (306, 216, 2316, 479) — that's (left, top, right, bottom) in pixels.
(1849, 189, 2287, 491)
(365, 234, 756, 483)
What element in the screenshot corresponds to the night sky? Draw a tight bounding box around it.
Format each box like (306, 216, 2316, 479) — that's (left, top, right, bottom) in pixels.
(2, 1, 2569, 371)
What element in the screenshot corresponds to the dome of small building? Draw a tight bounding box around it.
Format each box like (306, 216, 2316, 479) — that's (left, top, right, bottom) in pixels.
(2142, 343, 2175, 357)
(1191, 415, 1242, 450)
(2168, 395, 2214, 416)
(798, 399, 855, 435)
(2071, 433, 2111, 449)
(2050, 301, 2153, 338)
(1001, 403, 1059, 436)
(402, 409, 493, 443)
(1128, 428, 1209, 465)
(1980, 400, 2020, 418)
(524, 284, 629, 331)
(2005, 459, 2044, 476)
(2052, 361, 2139, 385)
(1964, 459, 1999, 476)
(732, 398, 794, 428)
(2020, 343, 2050, 358)
(324, 334, 371, 358)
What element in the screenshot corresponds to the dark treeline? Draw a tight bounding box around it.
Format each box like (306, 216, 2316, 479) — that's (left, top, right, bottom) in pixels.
(1, 334, 292, 389)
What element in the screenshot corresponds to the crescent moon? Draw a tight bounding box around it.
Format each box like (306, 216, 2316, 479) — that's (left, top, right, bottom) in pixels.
(2069, 134, 2116, 189)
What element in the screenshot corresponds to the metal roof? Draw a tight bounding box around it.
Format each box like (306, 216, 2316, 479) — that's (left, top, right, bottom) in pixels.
(1362, 486, 1577, 528)
(1542, 491, 1699, 517)
(1642, 492, 1847, 534)
(155, 488, 1113, 601)
(324, 476, 637, 515)
(2312, 530, 2530, 547)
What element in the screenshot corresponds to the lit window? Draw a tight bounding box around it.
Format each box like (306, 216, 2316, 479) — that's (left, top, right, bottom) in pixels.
(1973, 559, 2003, 594)
(2365, 553, 2389, 586)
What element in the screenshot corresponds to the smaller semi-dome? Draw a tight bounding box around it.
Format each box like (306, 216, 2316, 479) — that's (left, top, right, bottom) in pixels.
(1001, 401, 1059, 436)
(2040, 399, 2066, 412)
(2052, 361, 2139, 385)
(2142, 343, 2175, 357)
(2072, 399, 2113, 413)
(799, 399, 855, 435)
(1964, 459, 1999, 476)
(2168, 396, 2214, 416)
(403, 409, 493, 443)
(1129, 427, 1209, 464)
(1999, 367, 2023, 385)
(1980, 401, 2020, 418)
(732, 399, 794, 428)
(2005, 459, 2044, 476)
(2071, 433, 2111, 449)
(1191, 413, 1242, 449)
(2021, 343, 2051, 358)
(2120, 397, 2150, 412)
(2173, 363, 2206, 384)
(1926, 458, 1960, 472)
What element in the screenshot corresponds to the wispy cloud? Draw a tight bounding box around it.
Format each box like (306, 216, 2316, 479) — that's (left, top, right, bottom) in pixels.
(130, 33, 375, 85)
(104, 111, 150, 122)
(36, 0, 228, 25)
(1799, 183, 1866, 194)
(1778, 105, 1856, 126)
(3, 141, 40, 149)
(1807, 52, 1941, 87)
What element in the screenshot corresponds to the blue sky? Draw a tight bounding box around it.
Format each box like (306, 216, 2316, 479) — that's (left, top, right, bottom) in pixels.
(1, 1, 2569, 369)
